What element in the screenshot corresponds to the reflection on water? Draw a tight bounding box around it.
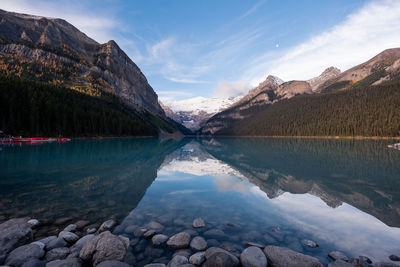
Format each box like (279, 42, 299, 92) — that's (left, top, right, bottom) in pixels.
(1, 138, 400, 263)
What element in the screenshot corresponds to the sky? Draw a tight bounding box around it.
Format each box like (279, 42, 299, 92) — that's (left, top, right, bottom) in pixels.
(2, 0, 400, 101)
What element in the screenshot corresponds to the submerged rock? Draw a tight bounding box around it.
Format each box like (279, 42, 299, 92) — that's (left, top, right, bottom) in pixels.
(145, 221, 165, 232)
(328, 259, 354, 267)
(190, 236, 208, 251)
(5, 243, 45, 267)
(96, 260, 131, 267)
(329, 251, 349, 261)
(144, 229, 157, 239)
(374, 262, 400, 267)
(46, 237, 67, 250)
(390, 255, 400, 261)
(69, 234, 95, 258)
(264, 245, 323, 267)
(244, 241, 265, 249)
(203, 247, 240, 267)
(152, 234, 169, 246)
(301, 239, 318, 248)
(64, 224, 77, 232)
(46, 257, 82, 267)
(144, 264, 167, 267)
(192, 218, 206, 228)
(203, 229, 225, 239)
(168, 255, 188, 267)
(167, 232, 191, 249)
(45, 247, 70, 262)
(0, 218, 33, 263)
(59, 231, 79, 243)
(240, 246, 267, 267)
(79, 231, 129, 266)
(189, 252, 205, 265)
(21, 258, 45, 267)
(99, 219, 117, 233)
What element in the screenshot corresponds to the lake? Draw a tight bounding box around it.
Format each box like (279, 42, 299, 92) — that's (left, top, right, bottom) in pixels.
(0, 138, 399, 265)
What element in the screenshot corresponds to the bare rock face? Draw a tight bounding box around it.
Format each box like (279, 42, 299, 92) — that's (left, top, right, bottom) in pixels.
(0, 9, 165, 116)
(307, 67, 341, 92)
(0, 218, 33, 264)
(263, 245, 323, 267)
(79, 231, 129, 266)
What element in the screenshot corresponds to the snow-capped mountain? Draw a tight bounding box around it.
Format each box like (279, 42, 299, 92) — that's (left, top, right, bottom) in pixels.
(162, 95, 243, 130)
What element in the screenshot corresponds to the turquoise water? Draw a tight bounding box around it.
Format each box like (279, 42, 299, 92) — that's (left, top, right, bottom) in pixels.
(1, 138, 400, 265)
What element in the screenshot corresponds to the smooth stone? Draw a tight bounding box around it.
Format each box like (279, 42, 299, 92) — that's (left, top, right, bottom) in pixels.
(192, 218, 206, 228)
(144, 264, 166, 267)
(328, 260, 354, 267)
(134, 228, 148, 237)
(329, 251, 349, 261)
(152, 234, 169, 246)
(21, 258, 45, 267)
(190, 236, 208, 251)
(38, 236, 57, 249)
(68, 234, 94, 258)
(302, 239, 318, 248)
(203, 229, 225, 239)
(219, 243, 241, 258)
(172, 249, 191, 259)
(240, 246, 267, 267)
(390, 255, 400, 261)
(86, 228, 97, 234)
(144, 230, 157, 239)
(79, 231, 129, 266)
(46, 238, 67, 250)
(124, 225, 137, 234)
(374, 262, 400, 267)
(244, 241, 265, 249)
(145, 221, 164, 232)
(27, 219, 40, 228)
(31, 241, 45, 251)
(45, 247, 70, 262)
(166, 232, 191, 249)
(0, 218, 33, 262)
(203, 247, 239, 267)
(167, 255, 188, 267)
(99, 220, 117, 233)
(264, 245, 323, 267)
(58, 231, 79, 243)
(189, 252, 205, 265)
(46, 257, 82, 267)
(63, 224, 77, 232)
(96, 260, 131, 267)
(5, 244, 45, 267)
(74, 221, 90, 230)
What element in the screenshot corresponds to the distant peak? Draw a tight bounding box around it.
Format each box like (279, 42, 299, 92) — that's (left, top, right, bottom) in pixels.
(321, 66, 341, 75)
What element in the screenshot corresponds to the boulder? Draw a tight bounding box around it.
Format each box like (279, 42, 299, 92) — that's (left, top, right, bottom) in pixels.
(96, 260, 131, 267)
(189, 252, 205, 266)
(152, 234, 169, 246)
(58, 231, 79, 243)
(0, 218, 33, 263)
(63, 224, 77, 232)
(79, 231, 129, 266)
(21, 258, 45, 267)
(5, 243, 45, 267)
(190, 236, 208, 251)
(46, 257, 82, 267)
(38, 236, 57, 249)
(263, 246, 323, 267)
(74, 221, 90, 230)
(167, 255, 188, 267)
(166, 232, 191, 249)
(192, 218, 205, 228)
(329, 251, 349, 262)
(45, 247, 70, 262)
(203, 247, 239, 267)
(69, 234, 95, 258)
(328, 260, 355, 267)
(99, 220, 117, 233)
(46, 238, 67, 250)
(240, 246, 267, 267)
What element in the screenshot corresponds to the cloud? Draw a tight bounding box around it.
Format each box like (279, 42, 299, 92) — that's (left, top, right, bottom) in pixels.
(165, 77, 209, 84)
(215, 80, 251, 98)
(0, 0, 117, 43)
(238, 0, 267, 20)
(246, 0, 400, 83)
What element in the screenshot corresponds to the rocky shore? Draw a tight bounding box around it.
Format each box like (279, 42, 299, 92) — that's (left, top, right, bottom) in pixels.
(0, 217, 399, 267)
(388, 143, 400, 150)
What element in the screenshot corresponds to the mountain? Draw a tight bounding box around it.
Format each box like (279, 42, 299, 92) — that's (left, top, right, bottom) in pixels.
(0, 9, 190, 136)
(199, 49, 400, 136)
(162, 96, 243, 130)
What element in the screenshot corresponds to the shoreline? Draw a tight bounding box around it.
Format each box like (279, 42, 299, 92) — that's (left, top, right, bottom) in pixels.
(195, 135, 400, 140)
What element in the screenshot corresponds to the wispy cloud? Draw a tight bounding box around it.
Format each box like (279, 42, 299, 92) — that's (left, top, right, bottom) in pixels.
(165, 77, 209, 84)
(215, 80, 251, 98)
(238, 0, 267, 20)
(245, 0, 400, 83)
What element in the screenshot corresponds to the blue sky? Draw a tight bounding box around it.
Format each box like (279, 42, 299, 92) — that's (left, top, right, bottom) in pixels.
(3, 0, 400, 101)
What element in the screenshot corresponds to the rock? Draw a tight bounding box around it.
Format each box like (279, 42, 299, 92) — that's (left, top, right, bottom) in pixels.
(99, 220, 117, 233)
(79, 231, 129, 266)
(134, 228, 148, 237)
(244, 241, 265, 249)
(192, 218, 205, 228)
(172, 249, 191, 259)
(390, 255, 400, 261)
(166, 232, 191, 249)
(219, 243, 241, 258)
(328, 260, 354, 267)
(38, 236, 57, 249)
(203, 247, 240, 267)
(240, 246, 267, 267)
(145, 221, 164, 232)
(124, 225, 137, 234)
(152, 234, 169, 246)
(59, 231, 79, 243)
(5, 243, 45, 267)
(46, 238, 67, 250)
(189, 252, 205, 265)
(27, 219, 40, 228)
(64, 224, 77, 232)
(69, 234, 95, 258)
(329, 251, 349, 261)
(75, 221, 90, 230)
(31, 241, 46, 250)
(21, 258, 45, 267)
(0, 218, 33, 262)
(144, 264, 166, 267)
(302, 239, 318, 248)
(96, 260, 131, 267)
(87, 228, 97, 234)
(46, 247, 70, 262)
(46, 257, 82, 267)
(263, 246, 323, 267)
(144, 230, 157, 239)
(190, 236, 208, 251)
(374, 262, 400, 267)
(167, 255, 188, 267)
(203, 229, 225, 239)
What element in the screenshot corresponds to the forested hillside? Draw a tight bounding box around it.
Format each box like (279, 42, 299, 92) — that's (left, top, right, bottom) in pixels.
(202, 78, 400, 137)
(0, 75, 190, 137)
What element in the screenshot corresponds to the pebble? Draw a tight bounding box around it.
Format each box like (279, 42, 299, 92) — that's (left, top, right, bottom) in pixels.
(99, 219, 117, 233)
(192, 218, 206, 228)
(167, 232, 191, 249)
(240, 246, 268, 267)
(190, 236, 208, 251)
(152, 234, 169, 246)
(329, 251, 349, 261)
(58, 231, 79, 243)
(167, 255, 188, 267)
(189, 252, 205, 265)
(144, 229, 157, 239)
(63, 224, 77, 232)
